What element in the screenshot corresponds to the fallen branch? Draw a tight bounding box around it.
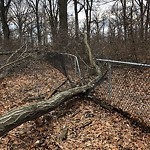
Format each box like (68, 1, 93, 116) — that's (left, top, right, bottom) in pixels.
(6, 43, 27, 64)
(0, 54, 31, 71)
(0, 49, 39, 55)
(0, 51, 13, 55)
(23, 80, 68, 102)
(0, 71, 105, 136)
(0, 33, 104, 136)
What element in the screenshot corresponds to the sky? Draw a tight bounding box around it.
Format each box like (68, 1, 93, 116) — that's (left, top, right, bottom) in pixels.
(67, 0, 116, 32)
(8, 0, 115, 31)
(68, 0, 116, 21)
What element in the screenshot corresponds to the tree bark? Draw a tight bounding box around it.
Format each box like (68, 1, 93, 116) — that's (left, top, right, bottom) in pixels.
(58, 0, 68, 48)
(74, 0, 79, 40)
(47, 0, 59, 46)
(0, 70, 103, 136)
(0, 0, 11, 40)
(120, 0, 127, 43)
(35, 0, 41, 44)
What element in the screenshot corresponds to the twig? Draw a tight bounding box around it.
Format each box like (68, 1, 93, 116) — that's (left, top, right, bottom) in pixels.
(23, 80, 68, 102)
(80, 121, 92, 129)
(6, 43, 27, 63)
(19, 43, 28, 57)
(0, 54, 31, 71)
(47, 80, 68, 98)
(23, 96, 45, 102)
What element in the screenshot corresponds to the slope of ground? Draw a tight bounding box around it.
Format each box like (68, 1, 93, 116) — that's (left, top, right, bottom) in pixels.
(0, 61, 149, 149)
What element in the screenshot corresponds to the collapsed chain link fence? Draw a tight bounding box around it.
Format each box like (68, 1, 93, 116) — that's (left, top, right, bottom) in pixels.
(44, 52, 83, 86)
(97, 59, 150, 127)
(40, 52, 150, 127)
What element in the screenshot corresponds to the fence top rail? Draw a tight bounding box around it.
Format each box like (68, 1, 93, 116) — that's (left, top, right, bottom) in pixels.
(96, 58, 150, 67)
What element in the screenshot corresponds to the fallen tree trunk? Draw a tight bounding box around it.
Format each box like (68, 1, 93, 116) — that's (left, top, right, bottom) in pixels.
(0, 33, 103, 136)
(0, 71, 104, 136)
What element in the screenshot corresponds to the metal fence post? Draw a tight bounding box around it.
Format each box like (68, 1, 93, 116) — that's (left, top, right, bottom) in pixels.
(108, 62, 112, 98)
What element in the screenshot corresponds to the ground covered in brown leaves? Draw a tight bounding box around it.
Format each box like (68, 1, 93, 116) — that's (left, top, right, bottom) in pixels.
(0, 61, 149, 149)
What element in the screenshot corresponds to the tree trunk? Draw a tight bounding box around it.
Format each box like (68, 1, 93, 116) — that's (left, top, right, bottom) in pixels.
(84, 0, 93, 42)
(58, 0, 68, 49)
(74, 0, 79, 40)
(35, 0, 41, 45)
(47, 0, 58, 46)
(145, 1, 150, 41)
(0, 73, 104, 136)
(0, 0, 11, 40)
(139, 0, 144, 40)
(120, 0, 127, 43)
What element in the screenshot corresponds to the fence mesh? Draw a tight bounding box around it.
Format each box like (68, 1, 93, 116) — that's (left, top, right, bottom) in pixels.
(43, 53, 150, 127)
(44, 52, 83, 86)
(97, 63, 150, 126)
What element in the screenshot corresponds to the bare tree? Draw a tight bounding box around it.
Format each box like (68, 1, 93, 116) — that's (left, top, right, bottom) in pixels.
(10, 0, 30, 43)
(0, 0, 12, 40)
(145, 0, 150, 41)
(120, 0, 128, 43)
(27, 0, 41, 45)
(58, 0, 68, 49)
(74, 0, 79, 40)
(0, 33, 103, 136)
(78, 0, 94, 41)
(46, 0, 59, 45)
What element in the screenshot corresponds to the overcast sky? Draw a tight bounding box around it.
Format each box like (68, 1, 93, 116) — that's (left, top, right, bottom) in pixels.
(68, 0, 116, 21)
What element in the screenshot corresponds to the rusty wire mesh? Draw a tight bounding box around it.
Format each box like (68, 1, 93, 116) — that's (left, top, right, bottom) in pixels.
(97, 62, 150, 126)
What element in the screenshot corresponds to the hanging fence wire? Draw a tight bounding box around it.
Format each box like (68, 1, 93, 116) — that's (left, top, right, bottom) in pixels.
(44, 52, 82, 85)
(96, 59, 150, 126)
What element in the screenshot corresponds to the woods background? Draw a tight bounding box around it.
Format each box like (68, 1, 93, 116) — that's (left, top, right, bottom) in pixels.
(0, 0, 149, 63)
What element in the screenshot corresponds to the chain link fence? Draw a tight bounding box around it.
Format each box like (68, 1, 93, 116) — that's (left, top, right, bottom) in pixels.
(97, 59, 150, 127)
(45, 53, 150, 127)
(44, 52, 83, 86)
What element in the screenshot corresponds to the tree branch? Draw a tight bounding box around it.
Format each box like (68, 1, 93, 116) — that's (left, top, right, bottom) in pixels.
(0, 33, 103, 136)
(0, 71, 104, 136)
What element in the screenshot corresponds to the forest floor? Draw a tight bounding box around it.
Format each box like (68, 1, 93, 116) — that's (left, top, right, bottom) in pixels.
(0, 60, 149, 150)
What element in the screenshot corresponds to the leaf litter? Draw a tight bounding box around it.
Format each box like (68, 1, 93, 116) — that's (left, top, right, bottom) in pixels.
(0, 61, 149, 150)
